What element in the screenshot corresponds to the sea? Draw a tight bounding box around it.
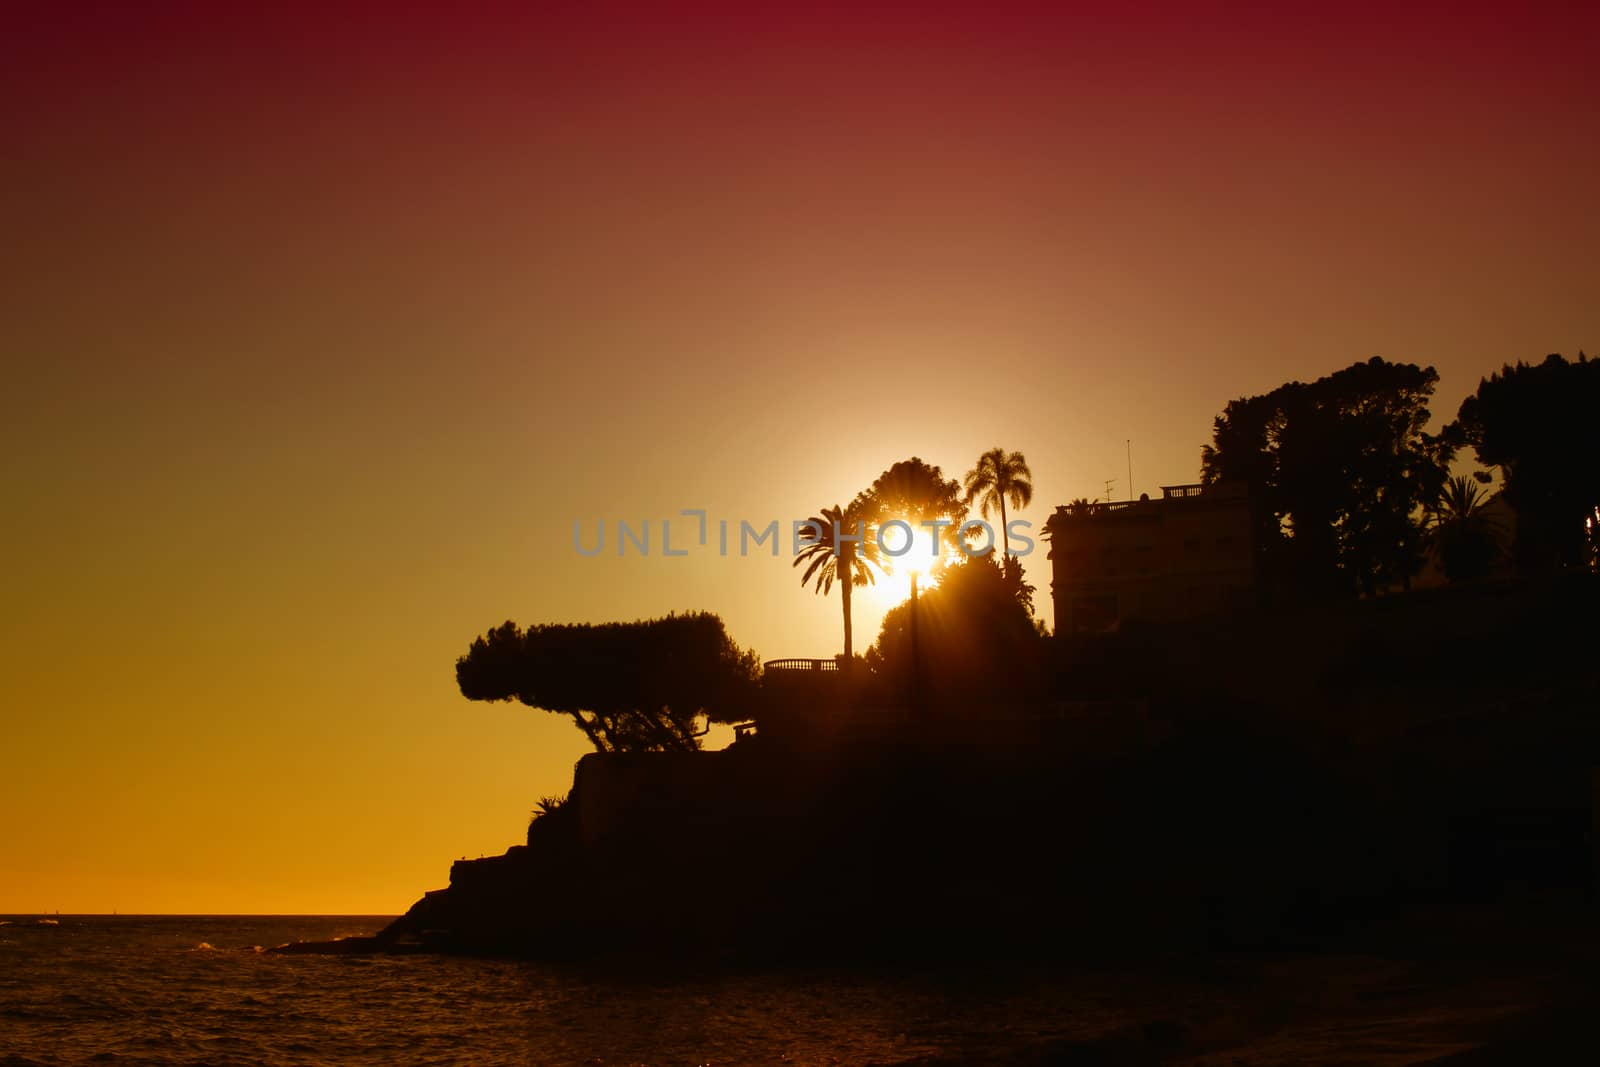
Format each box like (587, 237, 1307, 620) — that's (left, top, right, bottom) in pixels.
(0, 914, 1561, 1065)
(0, 914, 1153, 1066)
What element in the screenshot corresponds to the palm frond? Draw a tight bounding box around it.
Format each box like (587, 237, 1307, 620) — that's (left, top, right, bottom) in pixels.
(800, 551, 831, 586)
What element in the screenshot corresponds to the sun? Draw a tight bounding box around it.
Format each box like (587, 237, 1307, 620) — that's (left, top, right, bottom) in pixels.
(868, 523, 947, 607)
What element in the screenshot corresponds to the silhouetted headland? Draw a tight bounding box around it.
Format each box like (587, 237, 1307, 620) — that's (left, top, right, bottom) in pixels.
(276, 574, 1598, 966)
(273, 362, 1600, 968)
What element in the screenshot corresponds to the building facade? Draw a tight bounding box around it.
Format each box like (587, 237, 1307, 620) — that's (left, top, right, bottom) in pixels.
(1045, 482, 1255, 633)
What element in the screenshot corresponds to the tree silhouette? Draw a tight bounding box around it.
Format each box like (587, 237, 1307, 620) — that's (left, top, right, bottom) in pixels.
(1453, 352, 1600, 572)
(794, 495, 882, 662)
(866, 553, 1043, 706)
(1427, 475, 1504, 583)
(867, 457, 967, 558)
(1202, 357, 1450, 598)
(1001, 554, 1037, 617)
(455, 612, 761, 752)
(963, 447, 1034, 557)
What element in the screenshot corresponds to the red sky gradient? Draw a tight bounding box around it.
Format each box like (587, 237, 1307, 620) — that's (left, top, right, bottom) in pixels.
(4, 3, 1597, 913)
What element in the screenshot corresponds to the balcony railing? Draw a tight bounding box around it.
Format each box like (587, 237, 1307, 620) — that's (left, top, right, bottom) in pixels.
(763, 658, 840, 672)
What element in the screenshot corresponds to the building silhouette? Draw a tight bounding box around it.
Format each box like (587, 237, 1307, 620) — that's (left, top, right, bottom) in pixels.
(1045, 482, 1254, 632)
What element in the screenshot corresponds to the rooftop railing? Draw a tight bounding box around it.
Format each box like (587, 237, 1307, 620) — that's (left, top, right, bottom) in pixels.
(1050, 482, 1230, 521)
(1050, 500, 1141, 518)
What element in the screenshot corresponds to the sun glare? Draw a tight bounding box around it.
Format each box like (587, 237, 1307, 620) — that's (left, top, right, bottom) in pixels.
(870, 523, 947, 606)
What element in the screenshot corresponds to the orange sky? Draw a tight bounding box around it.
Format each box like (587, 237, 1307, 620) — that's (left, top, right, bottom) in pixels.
(4, 4, 1597, 913)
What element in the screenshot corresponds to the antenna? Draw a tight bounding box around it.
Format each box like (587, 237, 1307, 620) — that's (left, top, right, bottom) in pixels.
(1127, 439, 1134, 501)
(1103, 477, 1116, 502)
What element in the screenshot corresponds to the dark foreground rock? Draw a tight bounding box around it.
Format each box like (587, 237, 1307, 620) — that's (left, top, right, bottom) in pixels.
(374, 578, 1599, 965)
(371, 731, 1596, 963)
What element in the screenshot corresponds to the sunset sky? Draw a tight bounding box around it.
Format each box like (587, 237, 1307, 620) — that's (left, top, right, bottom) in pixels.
(4, 3, 1597, 914)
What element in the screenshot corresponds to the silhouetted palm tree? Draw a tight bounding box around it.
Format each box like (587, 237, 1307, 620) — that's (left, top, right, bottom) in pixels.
(1427, 475, 1504, 582)
(794, 496, 882, 661)
(963, 448, 1034, 556)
